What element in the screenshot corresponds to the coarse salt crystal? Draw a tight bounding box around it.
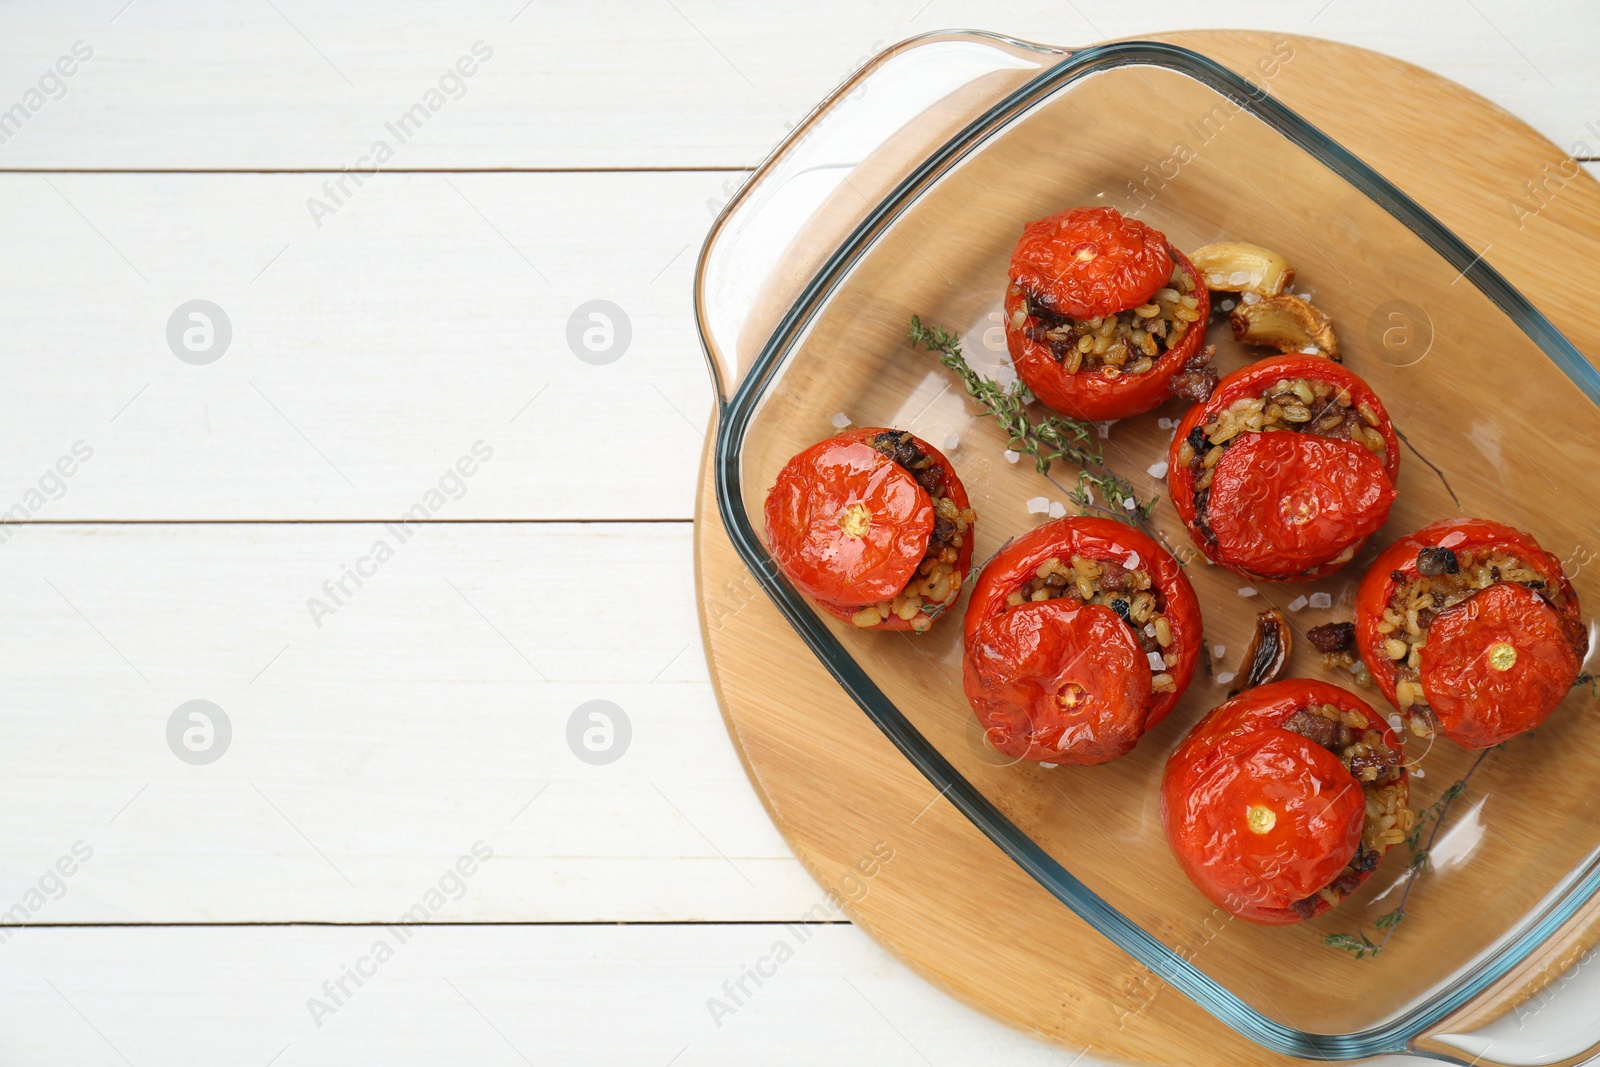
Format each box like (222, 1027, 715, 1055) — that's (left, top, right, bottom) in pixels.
(1048, 501, 1067, 519)
(1228, 270, 1252, 286)
(1039, 762, 1059, 769)
(1124, 551, 1140, 570)
(1237, 586, 1258, 597)
(1300, 344, 1320, 354)
(1123, 497, 1137, 510)
(1146, 460, 1169, 479)
(830, 412, 851, 429)
(1212, 644, 1226, 659)
(1220, 298, 1236, 311)
(943, 431, 960, 451)
(1025, 496, 1050, 515)
(1148, 651, 1167, 671)
(1003, 449, 1021, 464)
(1241, 291, 1261, 305)
(1413, 767, 1427, 780)
(1309, 592, 1333, 609)
(1388, 714, 1403, 732)
(1094, 420, 1116, 439)
(1286, 595, 1309, 612)
(1216, 671, 1237, 685)
(1158, 417, 1176, 430)
(1144, 623, 1158, 637)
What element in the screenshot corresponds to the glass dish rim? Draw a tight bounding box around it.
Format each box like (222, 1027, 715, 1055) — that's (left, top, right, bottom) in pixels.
(703, 37, 1600, 1058)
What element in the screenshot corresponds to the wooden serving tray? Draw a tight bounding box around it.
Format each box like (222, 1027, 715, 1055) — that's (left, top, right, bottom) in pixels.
(694, 31, 1600, 1066)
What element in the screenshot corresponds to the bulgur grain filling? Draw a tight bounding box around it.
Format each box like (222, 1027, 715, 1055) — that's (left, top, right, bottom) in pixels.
(1011, 261, 1203, 378)
(1374, 545, 1569, 737)
(1000, 553, 1181, 693)
(1281, 703, 1413, 919)
(847, 432, 977, 632)
(1176, 375, 1388, 543)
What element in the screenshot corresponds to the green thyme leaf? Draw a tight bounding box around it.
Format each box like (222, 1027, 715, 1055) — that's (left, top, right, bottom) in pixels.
(907, 316, 1154, 528)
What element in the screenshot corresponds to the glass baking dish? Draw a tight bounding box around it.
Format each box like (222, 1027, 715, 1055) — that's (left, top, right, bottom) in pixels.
(696, 33, 1600, 1062)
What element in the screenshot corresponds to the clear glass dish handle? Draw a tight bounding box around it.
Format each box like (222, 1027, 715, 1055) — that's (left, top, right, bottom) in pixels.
(692, 27, 1600, 1066)
(1402, 880, 1600, 1066)
(693, 30, 1064, 407)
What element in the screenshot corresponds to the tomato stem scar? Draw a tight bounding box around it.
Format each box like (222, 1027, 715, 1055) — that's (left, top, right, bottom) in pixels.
(1246, 804, 1277, 835)
(837, 502, 872, 538)
(1488, 641, 1517, 671)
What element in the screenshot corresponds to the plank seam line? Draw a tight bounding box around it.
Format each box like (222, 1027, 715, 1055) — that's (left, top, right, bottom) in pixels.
(2, 920, 854, 929)
(0, 517, 695, 526)
(0, 166, 755, 175)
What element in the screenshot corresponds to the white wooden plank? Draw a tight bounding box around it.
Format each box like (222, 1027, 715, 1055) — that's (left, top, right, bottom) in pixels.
(0, 922, 1569, 1065)
(0, 170, 720, 520)
(0, 923, 1082, 1066)
(0, 1, 1594, 169)
(0, 521, 823, 922)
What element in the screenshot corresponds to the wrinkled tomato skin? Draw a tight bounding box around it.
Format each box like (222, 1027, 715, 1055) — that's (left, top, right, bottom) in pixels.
(1355, 518, 1586, 747)
(1204, 432, 1396, 578)
(1167, 355, 1400, 581)
(1006, 247, 1209, 421)
(962, 599, 1152, 764)
(1161, 679, 1406, 924)
(764, 429, 973, 633)
(1009, 206, 1175, 321)
(962, 517, 1201, 764)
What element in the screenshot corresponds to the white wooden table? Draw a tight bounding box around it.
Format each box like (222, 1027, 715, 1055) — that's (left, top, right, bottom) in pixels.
(0, 3, 1595, 1063)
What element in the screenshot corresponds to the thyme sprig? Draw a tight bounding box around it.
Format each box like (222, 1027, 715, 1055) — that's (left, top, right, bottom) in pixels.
(907, 316, 1155, 528)
(1324, 750, 1490, 960)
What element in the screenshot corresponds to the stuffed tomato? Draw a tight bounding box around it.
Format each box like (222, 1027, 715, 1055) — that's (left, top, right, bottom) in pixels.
(1004, 206, 1214, 420)
(961, 517, 1201, 765)
(1355, 518, 1587, 749)
(1168, 355, 1399, 581)
(1161, 679, 1412, 924)
(763, 428, 975, 633)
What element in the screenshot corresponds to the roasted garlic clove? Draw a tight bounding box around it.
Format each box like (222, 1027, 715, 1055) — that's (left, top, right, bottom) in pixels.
(1228, 608, 1294, 698)
(1188, 242, 1294, 297)
(1230, 294, 1340, 360)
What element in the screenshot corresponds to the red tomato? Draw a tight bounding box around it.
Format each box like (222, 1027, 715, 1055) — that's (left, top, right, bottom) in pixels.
(1009, 207, 1174, 321)
(1161, 679, 1407, 924)
(1167, 355, 1400, 581)
(964, 599, 1152, 765)
(962, 517, 1201, 764)
(1354, 518, 1586, 748)
(1005, 246, 1210, 421)
(764, 428, 974, 632)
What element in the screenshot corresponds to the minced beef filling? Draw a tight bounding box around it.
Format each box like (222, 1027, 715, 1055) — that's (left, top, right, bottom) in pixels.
(1175, 376, 1388, 548)
(1280, 703, 1412, 919)
(1376, 545, 1570, 736)
(1306, 621, 1372, 688)
(847, 432, 976, 632)
(1002, 554, 1180, 694)
(1012, 261, 1203, 378)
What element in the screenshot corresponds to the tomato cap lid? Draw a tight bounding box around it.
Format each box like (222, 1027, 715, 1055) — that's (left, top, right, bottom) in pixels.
(1206, 431, 1396, 577)
(1421, 580, 1582, 748)
(764, 439, 933, 605)
(963, 598, 1152, 764)
(1172, 728, 1365, 911)
(1009, 206, 1174, 321)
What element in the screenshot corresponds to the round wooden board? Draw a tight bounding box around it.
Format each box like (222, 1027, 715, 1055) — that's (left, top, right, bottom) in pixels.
(694, 31, 1600, 1066)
